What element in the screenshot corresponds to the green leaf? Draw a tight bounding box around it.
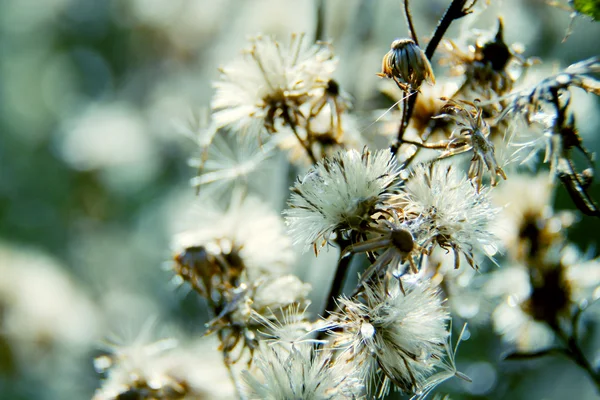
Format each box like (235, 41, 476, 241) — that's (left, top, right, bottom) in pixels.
(572, 0, 600, 20)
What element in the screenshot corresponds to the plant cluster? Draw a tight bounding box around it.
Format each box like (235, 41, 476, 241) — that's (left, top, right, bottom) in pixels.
(92, 1, 600, 399)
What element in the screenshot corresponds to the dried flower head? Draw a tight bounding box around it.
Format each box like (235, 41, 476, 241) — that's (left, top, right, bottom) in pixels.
(242, 343, 364, 400)
(504, 57, 600, 125)
(490, 172, 576, 263)
(276, 98, 364, 166)
(205, 275, 312, 362)
(330, 278, 450, 397)
(172, 195, 294, 288)
(437, 99, 507, 190)
(93, 327, 234, 400)
(442, 19, 532, 97)
(379, 39, 435, 91)
(342, 210, 423, 286)
(501, 57, 600, 216)
(487, 245, 600, 352)
(212, 33, 336, 135)
(284, 148, 402, 253)
(397, 162, 499, 269)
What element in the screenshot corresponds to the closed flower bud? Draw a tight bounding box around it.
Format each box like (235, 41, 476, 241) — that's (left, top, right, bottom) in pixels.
(378, 39, 435, 91)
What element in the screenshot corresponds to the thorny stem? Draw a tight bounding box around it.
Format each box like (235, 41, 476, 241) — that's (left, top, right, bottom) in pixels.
(391, 0, 474, 155)
(404, 0, 419, 45)
(322, 237, 354, 317)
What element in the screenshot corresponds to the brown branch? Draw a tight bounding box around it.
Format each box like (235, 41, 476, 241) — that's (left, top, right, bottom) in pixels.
(404, 0, 419, 45)
(315, 0, 326, 42)
(391, 0, 475, 156)
(321, 237, 353, 317)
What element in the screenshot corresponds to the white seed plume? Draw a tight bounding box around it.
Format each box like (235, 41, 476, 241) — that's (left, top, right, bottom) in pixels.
(332, 278, 450, 397)
(285, 148, 402, 253)
(397, 162, 499, 268)
(172, 194, 294, 280)
(212, 33, 336, 135)
(242, 343, 364, 400)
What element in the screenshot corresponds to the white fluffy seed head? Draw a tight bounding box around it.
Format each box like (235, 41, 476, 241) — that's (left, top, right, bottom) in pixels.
(333, 279, 450, 396)
(172, 195, 294, 280)
(212, 33, 337, 135)
(398, 162, 500, 264)
(242, 343, 364, 400)
(284, 148, 402, 252)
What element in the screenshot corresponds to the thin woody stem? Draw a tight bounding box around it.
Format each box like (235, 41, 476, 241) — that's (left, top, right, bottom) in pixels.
(322, 237, 353, 317)
(315, 0, 326, 41)
(218, 331, 247, 400)
(402, 139, 448, 149)
(404, 0, 419, 45)
(282, 106, 318, 164)
(391, 0, 473, 155)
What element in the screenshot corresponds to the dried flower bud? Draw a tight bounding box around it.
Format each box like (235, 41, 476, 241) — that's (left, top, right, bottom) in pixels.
(378, 39, 435, 91)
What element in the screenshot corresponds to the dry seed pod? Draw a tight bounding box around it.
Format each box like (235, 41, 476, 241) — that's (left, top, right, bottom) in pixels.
(378, 39, 435, 91)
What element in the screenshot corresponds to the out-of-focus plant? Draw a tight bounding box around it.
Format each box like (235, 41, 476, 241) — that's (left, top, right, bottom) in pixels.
(2, 0, 592, 399)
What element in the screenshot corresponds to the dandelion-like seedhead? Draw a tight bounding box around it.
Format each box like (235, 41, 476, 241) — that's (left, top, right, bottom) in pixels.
(242, 343, 364, 400)
(212, 33, 336, 135)
(215, 275, 312, 333)
(83, 4, 600, 399)
(173, 195, 294, 282)
(486, 243, 600, 353)
(331, 278, 450, 397)
(189, 130, 276, 196)
(397, 162, 499, 268)
(93, 327, 234, 400)
(285, 148, 402, 252)
(485, 265, 556, 352)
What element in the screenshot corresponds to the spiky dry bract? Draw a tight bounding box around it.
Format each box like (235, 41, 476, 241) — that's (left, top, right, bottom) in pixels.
(379, 39, 435, 91)
(211, 33, 336, 135)
(284, 148, 402, 252)
(210, 275, 311, 336)
(242, 343, 364, 400)
(276, 106, 365, 166)
(397, 162, 499, 268)
(205, 274, 312, 360)
(441, 19, 530, 98)
(342, 212, 423, 283)
(437, 100, 507, 191)
(331, 279, 450, 397)
(501, 58, 599, 180)
(505, 57, 600, 125)
(173, 195, 294, 281)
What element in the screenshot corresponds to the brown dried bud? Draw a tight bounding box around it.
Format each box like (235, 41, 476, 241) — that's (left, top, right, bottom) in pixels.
(378, 39, 435, 90)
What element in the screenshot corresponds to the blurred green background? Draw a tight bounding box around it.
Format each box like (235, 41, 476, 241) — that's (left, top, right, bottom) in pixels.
(0, 0, 599, 399)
